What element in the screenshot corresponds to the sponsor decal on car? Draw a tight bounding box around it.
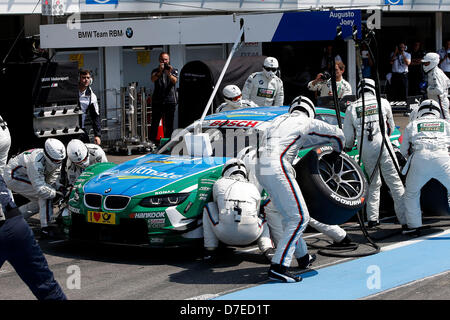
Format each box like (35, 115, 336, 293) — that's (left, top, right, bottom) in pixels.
(68, 205, 80, 213)
(317, 145, 333, 154)
(155, 190, 175, 195)
(121, 166, 183, 179)
(144, 160, 175, 164)
(87, 211, 116, 224)
(130, 212, 166, 219)
(147, 218, 166, 229)
(206, 120, 260, 128)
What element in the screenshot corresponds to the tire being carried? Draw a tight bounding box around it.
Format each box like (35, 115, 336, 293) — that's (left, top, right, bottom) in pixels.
(294, 146, 368, 225)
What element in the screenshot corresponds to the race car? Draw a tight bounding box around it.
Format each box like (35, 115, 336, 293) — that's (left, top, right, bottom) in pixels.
(61, 106, 402, 247)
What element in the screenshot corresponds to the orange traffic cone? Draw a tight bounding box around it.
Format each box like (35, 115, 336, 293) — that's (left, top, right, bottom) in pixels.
(156, 119, 164, 142)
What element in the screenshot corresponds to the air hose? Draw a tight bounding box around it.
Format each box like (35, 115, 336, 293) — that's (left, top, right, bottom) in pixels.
(307, 25, 382, 258)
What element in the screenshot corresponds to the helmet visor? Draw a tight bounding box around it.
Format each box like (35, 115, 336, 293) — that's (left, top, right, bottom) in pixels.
(229, 94, 242, 102)
(264, 66, 277, 72)
(74, 153, 89, 166)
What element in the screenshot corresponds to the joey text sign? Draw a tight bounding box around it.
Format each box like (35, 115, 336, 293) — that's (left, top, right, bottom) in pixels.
(271, 10, 362, 42)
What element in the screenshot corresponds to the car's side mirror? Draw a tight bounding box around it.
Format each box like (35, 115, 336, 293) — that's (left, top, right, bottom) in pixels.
(184, 133, 213, 157)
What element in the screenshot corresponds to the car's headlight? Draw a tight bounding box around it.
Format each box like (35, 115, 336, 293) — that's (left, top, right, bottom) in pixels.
(139, 193, 190, 208)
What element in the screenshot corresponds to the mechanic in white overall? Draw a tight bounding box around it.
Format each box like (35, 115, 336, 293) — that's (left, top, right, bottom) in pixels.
(0, 115, 10, 177)
(0, 115, 11, 219)
(202, 158, 274, 263)
(237, 145, 354, 268)
(255, 95, 345, 283)
(343, 78, 407, 228)
(400, 99, 450, 234)
(242, 57, 284, 107)
(421, 52, 450, 120)
(2, 138, 66, 238)
(65, 139, 108, 186)
(216, 85, 258, 112)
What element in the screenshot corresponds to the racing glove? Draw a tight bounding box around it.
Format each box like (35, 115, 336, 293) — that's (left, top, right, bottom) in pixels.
(0, 176, 18, 215)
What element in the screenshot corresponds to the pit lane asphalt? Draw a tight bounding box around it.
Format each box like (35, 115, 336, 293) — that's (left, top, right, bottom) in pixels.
(1, 114, 449, 301)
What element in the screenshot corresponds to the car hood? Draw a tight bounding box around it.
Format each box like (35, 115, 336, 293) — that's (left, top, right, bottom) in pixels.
(83, 154, 227, 197)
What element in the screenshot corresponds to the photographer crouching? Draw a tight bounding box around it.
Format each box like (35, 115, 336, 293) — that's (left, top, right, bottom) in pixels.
(150, 52, 179, 143)
(307, 61, 352, 100)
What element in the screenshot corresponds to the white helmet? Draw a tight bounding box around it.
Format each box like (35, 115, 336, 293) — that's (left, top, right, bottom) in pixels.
(417, 99, 442, 119)
(422, 52, 440, 73)
(357, 78, 376, 97)
(67, 139, 90, 169)
(263, 57, 279, 79)
(222, 158, 247, 179)
(44, 138, 66, 166)
(289, 96, 316, 119)
(223, 85, 242, 108)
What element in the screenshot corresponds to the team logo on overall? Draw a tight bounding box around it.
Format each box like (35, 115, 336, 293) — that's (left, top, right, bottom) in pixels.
(356, 105, 378, 118)
(418, 122, 444, 132)
(257, 88, 274, 98)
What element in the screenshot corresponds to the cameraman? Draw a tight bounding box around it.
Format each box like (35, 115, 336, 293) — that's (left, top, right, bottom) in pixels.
(150, 52, 178, 141)
(307, 61, 352, 99)
(389, 42, 411, 101)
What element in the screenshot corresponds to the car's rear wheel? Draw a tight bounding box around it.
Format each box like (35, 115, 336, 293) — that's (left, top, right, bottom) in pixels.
(294, 146, 368, 225)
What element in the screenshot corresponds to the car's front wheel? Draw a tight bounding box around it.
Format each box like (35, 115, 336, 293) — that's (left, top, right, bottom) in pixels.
(294, 146, 368, 225)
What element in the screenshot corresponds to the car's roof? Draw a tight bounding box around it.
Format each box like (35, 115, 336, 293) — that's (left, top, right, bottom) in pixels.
(202, 106, 342, 129)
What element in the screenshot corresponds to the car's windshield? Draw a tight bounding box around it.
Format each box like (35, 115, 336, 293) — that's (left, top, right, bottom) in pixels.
(157, 110, 342, 158)
(158, 125, 261, 158)
(315, 113, 341, 126)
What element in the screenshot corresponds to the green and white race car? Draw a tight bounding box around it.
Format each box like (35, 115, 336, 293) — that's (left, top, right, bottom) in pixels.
(62, 106, 402, 247)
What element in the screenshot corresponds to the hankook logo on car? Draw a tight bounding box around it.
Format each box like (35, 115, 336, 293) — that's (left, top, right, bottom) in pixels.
(130, 212, 165, 219)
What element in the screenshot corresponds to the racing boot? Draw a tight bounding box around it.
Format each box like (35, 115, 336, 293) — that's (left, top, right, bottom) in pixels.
(263, 248, 276, 263)
(296, 253, 316, 269)
(39, 226, 57, 240)
(367, 220, 380, 228)
(268, 263, 302, 283)
(203, 248, 219, 264)
(402, 225, 422, 236)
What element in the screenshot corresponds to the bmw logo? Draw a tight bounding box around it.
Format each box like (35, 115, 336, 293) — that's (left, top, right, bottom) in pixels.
(105, 188, 111, 194)
(126, 27, 133, 38)
(259, 80, 264, 85)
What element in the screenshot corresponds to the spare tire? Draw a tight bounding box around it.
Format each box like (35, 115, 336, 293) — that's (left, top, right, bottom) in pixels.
(294, 146, 368, 225)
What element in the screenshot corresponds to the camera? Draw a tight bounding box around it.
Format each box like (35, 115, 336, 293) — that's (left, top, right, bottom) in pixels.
(164, 63, 171, 71)
(320, 71, 332, 81)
